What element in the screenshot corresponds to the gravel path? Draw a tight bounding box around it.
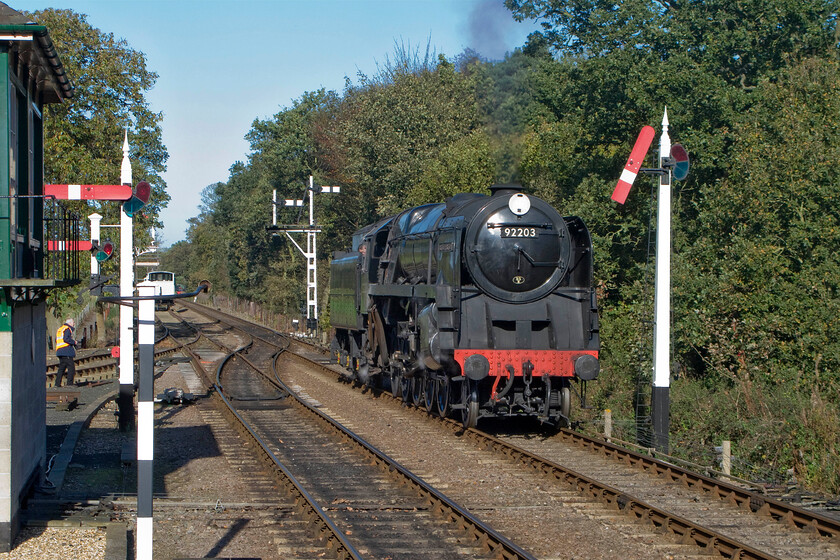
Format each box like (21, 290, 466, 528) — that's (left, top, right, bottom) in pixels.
(0, 528, 106, 560)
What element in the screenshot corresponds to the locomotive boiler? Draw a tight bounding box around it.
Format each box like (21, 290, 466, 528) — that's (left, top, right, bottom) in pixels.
(329, 184, 599, 427)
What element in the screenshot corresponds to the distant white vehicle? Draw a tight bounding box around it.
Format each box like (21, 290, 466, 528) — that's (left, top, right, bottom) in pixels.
(143, 271, 176, 309)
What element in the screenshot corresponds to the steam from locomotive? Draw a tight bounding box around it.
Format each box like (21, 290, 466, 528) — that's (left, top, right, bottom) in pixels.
(329, 184, 599, 428)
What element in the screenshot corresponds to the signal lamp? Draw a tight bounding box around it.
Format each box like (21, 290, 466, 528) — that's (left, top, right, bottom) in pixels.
(94, 240, 114, 262)
(134, 181, 151, 204)
(124, 181, 151, 217)
(671, 144, 690, 180)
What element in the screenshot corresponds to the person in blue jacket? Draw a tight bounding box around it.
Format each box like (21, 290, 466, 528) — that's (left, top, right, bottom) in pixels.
(55, 318, 77, 387)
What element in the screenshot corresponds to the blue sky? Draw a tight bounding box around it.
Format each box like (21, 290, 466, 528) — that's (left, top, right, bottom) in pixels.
(14, 1, 540, 245)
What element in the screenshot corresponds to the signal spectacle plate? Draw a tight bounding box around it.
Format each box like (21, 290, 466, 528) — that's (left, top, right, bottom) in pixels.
(671, 144, 690, 180)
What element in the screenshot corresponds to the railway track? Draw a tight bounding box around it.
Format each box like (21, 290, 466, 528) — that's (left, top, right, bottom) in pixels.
(173, 303, 535, 559)
(178, 302, 840, 560)
(45, 320, 183, 386)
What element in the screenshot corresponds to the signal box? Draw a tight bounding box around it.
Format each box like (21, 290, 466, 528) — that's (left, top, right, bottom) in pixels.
(0, 5, 75, 552)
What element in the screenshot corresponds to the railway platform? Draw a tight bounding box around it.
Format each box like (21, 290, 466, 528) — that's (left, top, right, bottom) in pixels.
(7, 378, 127, 559)
(16, 339, 281, 560)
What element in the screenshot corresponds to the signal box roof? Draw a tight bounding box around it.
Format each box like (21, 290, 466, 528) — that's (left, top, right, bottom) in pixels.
(0, 2, 73, 103)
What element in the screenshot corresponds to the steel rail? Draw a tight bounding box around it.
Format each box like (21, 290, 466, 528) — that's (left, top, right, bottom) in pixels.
(184, 301, 840, 560)
(449, 422, 780, 560)
(47, 340, 187, 384)
(551, 429, 840, 542)
(275, 342, 780, 559)
(181, 302, 538, 560)
(285, 331, 840, 546)
(47, 318, 174, 375)
(175, 322, 364, 560)
(214, 362, 363, 560)
(267, 348, 537, 560)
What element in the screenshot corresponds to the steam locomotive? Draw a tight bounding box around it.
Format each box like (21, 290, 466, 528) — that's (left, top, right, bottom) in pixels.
(329, 184, 599, 428)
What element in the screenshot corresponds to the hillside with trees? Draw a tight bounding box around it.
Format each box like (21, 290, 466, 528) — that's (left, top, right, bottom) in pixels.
(172, 1, 839, 494)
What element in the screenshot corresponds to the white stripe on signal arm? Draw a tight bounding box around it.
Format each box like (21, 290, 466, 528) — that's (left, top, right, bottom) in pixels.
(619, 168, 637, 185)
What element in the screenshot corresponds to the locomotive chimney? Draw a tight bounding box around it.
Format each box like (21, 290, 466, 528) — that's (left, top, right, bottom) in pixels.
(489, 183, 525, 197)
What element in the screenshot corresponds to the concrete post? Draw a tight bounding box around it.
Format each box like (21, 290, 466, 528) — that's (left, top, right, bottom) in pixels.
(604, 409, 612, 441)
(722, 440, 731, 477)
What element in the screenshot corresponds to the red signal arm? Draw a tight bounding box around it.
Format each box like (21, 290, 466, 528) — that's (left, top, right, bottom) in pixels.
(612, 125, 655, 204)
(46, 184, 133, 201)
(47, 240, 93, 251)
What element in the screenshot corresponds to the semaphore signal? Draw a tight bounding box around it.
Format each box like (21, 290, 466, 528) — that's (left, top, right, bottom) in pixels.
(268, 176, 340, 333)
(612, 108, 690, 454)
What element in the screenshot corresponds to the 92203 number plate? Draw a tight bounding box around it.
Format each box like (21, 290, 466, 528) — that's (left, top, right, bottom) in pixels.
(501, 227, 539, 238)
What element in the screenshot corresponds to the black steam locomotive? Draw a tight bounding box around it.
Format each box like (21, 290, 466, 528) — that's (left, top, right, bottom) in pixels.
(329, 184, 599, 427)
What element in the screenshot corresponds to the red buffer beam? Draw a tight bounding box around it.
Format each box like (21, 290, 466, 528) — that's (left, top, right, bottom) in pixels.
(46, 184, 133, 201)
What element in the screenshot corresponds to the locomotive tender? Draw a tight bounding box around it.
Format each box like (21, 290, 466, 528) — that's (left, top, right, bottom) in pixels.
(329, 184, 599, 427)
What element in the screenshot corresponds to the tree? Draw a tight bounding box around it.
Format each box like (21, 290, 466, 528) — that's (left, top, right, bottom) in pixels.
(505, 0, 840, 489)
(329, 55, 489, 234)
(27, 8, 169, 320)
(158, 240, 193, 286)
(28, 8, 169, 244)
(505, 0, 840, 309)
(676, 57, 840, 391)
(180, 183, 232, 295)
(506, 1, 838, 83)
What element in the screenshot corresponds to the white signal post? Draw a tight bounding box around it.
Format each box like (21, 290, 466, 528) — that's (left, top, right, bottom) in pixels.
(119, 130, 135, 431)
(89, 213, 102, 275)
(136, 282, 155, 560)
(651, 108, 672, 453)
(271, 176, 339, 332)
(612, 108, 681, 454)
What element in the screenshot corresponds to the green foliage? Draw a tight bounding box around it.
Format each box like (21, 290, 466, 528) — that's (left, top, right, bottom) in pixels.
(30, 9, 169, 237)
(158, 240, 193, 285)
(173, 1, 840, 493)
(677, 58, 840, 395)
(28, 8, 169, 316)
(406, 131, 495, 206)
(331, 55, 485, 224)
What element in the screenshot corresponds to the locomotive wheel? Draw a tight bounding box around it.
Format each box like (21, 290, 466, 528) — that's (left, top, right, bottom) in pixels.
(411, 376, 424, 407)
(460, 379, 479, 429)
(436, 377, 451, 417)
(401, 376, 412, 402)
(424, 376, 436, 414)
(559, 384, 571, 426)
(390, 371, 401, 398)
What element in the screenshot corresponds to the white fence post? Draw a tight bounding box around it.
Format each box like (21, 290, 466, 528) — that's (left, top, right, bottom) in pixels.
(604, 409, 612, 441)
(722, 440, 731, 477)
